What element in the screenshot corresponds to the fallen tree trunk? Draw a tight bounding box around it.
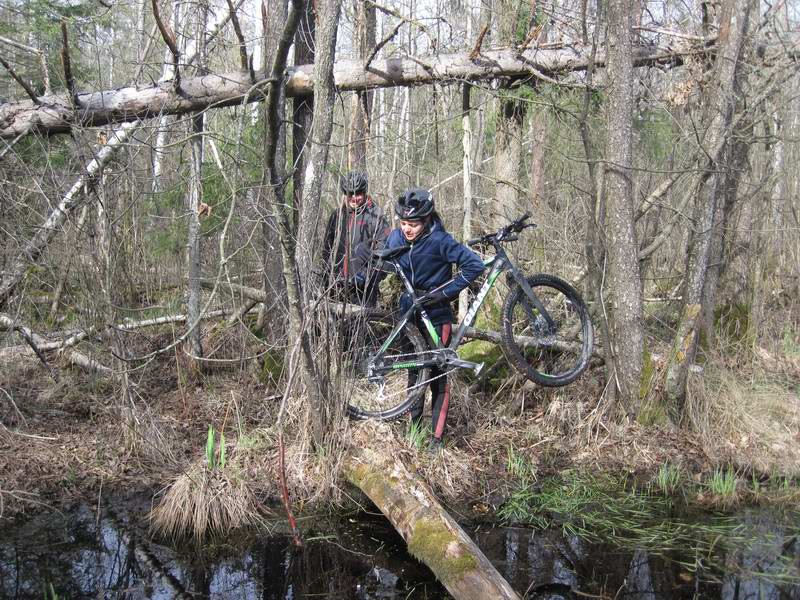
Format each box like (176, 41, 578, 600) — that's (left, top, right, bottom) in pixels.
(343, 433, 522, 599)
(0, 313, 113, 377)
(1, 42, 707, 138)
(0, 309, 229, 371)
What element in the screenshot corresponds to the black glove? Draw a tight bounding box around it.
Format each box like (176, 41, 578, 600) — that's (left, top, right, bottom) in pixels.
(420, 290, 450, 308)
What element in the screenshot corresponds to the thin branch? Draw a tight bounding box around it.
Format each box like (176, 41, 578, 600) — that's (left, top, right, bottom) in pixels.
(366, 0, 433, 41)
(0, 131, 26, 161)
(632, 26, 713, 41)
(365, 20, 403, 71)
(151, 0, 181, 92)
(0, 36, 49, 93)
(0, 56, 39, 104)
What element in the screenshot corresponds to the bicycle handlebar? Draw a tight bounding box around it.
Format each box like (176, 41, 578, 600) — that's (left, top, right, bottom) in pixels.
(466, 213, 536, 247)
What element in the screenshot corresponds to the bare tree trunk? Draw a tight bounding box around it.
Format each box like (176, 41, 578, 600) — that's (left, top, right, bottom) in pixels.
(459, 83, 474, 323)
(492, 0, 525, 228)
(528, 110, 546, 205)
(493, 98, 525, 226)
(664, 0, 757, 414)
(185, 112, 205, 360)
(184, 2, 208, 361)
(602, 0, 644, 416)
(296, 0, 345, 445)
(152, 0, 183, 194)
(292, 0, 315, 214)
(700, 113, 752, 345)
(348, 0, 376, 169)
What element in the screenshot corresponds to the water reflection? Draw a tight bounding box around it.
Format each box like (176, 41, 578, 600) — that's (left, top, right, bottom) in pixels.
(0, 503, 798, 599)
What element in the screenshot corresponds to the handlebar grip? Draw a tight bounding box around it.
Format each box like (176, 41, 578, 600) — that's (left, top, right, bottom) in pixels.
(520, 212, 531, 221)
(504, 234, 519, 242)
(467, 237, 482, 247)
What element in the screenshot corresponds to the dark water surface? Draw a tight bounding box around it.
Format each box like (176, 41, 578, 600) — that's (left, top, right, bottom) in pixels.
(1, 499, 799, 599)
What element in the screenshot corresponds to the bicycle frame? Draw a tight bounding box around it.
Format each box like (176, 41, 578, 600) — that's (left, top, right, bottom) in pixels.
(368, 242, 557, 377)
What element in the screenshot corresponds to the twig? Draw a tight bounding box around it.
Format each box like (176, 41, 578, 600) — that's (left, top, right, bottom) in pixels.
(632, 26, 712, 42)
(278, 431, 303, 548)
(0, 56, 41, 104)
(151, 0, 181, 92)
(225, 0, 254, 82)
(60, 21, 78, 107)
(365, 0, 434, 41)
(469, 24, 489, 60)
(365, 20, 403, 71)
(0, 131, 26, 161)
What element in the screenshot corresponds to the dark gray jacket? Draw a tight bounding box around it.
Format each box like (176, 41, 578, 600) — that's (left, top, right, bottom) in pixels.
(321, 197, 391, 282)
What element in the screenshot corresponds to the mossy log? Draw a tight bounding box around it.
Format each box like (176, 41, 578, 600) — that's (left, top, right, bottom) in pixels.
(343, 444, 522, 600)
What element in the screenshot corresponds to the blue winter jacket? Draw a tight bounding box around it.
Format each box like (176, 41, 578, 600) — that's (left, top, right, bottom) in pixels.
(385, 219, 485, 325)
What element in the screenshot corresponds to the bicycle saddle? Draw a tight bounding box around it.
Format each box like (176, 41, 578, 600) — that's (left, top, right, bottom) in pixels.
(373, 246, 410, 261)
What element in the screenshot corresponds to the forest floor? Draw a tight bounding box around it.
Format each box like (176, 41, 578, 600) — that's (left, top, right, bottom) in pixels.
(1, 330, 799, 527)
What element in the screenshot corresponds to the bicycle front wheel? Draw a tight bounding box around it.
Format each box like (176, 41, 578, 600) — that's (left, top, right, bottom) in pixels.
(332, 310, 431, 421)
(501, 274, 593, 387)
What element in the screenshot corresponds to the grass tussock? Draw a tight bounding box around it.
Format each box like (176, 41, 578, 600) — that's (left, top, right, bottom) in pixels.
(686, 355, 800, 476)
(149, 458, 263, 543)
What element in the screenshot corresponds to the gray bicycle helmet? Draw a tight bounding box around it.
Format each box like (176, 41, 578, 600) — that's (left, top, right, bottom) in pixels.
(340, 171, 368, 195)
(395, 187, 434, 221)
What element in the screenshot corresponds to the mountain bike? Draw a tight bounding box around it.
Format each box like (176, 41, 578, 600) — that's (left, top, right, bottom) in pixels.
(335, 213, 594, 421)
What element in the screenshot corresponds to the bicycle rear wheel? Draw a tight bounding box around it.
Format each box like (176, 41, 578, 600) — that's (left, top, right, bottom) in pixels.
(332, 310, 431, 421)
(501, 274, 593, 387)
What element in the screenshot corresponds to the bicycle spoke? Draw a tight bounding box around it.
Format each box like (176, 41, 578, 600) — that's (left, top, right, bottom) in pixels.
(332, 312, 432, 419)
(506, 279, 589, 382)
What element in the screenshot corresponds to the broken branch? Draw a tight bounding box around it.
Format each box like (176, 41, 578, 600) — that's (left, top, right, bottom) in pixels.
(0, 56, 40, 104)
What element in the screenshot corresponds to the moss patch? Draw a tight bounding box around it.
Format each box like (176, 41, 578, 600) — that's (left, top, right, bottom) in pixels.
(408, 518, 477, 584)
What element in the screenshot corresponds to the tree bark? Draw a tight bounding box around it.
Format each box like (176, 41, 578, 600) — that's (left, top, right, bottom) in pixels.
(343, 433, 522, 600)
(0, 43, 707, 139)
(491, 0, 525, 229)
(348, 0, 376, 169)
(602, 0, 644, 415)
(296, 0, 345, 446)
(292, 0, 315, 212)
(459, 83, 474, 322)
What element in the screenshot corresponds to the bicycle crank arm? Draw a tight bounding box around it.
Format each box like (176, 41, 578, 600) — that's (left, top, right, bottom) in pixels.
(444, 356, 485, 374)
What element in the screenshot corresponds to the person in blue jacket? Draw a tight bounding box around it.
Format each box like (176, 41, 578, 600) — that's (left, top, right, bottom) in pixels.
(386, 187, 485, 451)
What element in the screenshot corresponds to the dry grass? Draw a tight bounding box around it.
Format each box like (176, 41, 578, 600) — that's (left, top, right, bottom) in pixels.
(149, 458, 264, 543)
(686, 351, 800, 476)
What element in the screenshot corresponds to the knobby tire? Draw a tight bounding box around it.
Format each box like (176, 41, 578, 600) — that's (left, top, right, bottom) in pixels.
(501, 274, 593, 387)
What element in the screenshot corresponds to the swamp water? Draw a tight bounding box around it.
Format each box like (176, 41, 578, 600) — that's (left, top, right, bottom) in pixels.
(1, 498, 799, 599)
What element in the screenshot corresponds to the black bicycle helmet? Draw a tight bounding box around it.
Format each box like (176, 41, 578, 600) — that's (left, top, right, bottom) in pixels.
(340, 171, 368, 195)
(395, 187, 434, 221)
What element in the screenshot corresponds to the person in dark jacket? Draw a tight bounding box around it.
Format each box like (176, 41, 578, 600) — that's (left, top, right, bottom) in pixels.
(321, 171, 391, 306)
(385, 187, 485, 451)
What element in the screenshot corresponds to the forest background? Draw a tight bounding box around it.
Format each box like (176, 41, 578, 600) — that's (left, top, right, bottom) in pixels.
(0, 0, 799, 520)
